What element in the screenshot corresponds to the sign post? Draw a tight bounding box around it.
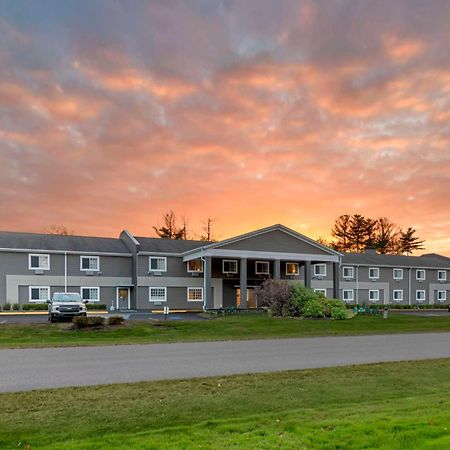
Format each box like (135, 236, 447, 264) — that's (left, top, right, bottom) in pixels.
(163, 306, 170, 321)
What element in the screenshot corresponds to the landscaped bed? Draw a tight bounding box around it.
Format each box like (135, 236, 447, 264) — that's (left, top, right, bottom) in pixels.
(1, 358, 450, 449)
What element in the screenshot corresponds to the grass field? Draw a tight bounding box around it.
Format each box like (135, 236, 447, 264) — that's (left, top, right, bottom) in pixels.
(1, 358, 450, 449)
(1, 311, 450, 348)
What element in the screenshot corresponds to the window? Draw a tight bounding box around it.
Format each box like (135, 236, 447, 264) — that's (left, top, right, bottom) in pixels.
(342, 266, 354, 279)
(286, 262, 299, 275)
(81, 287, 100, 302)
(416, 269, 426, 281)
(314, 264, 326, 277)
(416, 290, 426, 302)
(29, 254, 50, 270)
(437, 290, 447, 302)
(80, 256, 99, 271)
(149, 287, 167, 302)
(187, 287, 203, 301)
(438, 270, 447, 282)
(369, 267, 379, 279)
(314, 289, 327, 297)
(255, 261, 270, 275)
(393, 268, 403, 280)
(343, 289, 354, 302)
(187, 259, 203, 273)
(369, 290, 380, 302)
(149, 257, 167, 272)
(29, 286, 50, 302)
(393, 290, 403, 302)
(223, 260, 238, 274)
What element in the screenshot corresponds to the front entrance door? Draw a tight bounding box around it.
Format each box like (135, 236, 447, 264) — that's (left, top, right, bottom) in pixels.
(116, 287, 130, 310)
(236, 288, 258, 308)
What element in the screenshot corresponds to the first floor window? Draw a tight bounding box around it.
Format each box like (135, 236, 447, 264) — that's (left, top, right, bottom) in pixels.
(81, 256, 99, 271)
(286, 262, 299, 275)
(369, 267, 379, 279)
(29, 254, 50, 270)
(343, 289, 353, 302)
(393, 268, 403, 280)
(437, 290, 447, 302)
(314, 289, 327, 297)
(223, 260, 238, 274)
(149, 257, 167, 272)
(438, 270, 447, 282)
(342, 266, 354, 279)
(149, 287, 167, 302)
(81, 287, 100, 302)
(314, 264, 326, 277)
(29, 286, 50, 302)
(369, 290, 379, 302)
(416, 270, 426, 281)
(255, 261, 270, 275)
(416, 290, 426, 302)
(187, 287, 203, 301)
(187, 259, 203, 273)
(393, 290, 403, 302)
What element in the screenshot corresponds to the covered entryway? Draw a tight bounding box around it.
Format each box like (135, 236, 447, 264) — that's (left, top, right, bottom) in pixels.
(237, 287, 258, 308)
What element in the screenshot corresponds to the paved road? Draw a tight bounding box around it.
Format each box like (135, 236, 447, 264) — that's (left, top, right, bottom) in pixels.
(1, 332, 450, 393)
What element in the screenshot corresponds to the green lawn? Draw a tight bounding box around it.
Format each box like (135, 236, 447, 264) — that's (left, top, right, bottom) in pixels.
(1, 312, 450, 348)
(2, 358, 450, 449)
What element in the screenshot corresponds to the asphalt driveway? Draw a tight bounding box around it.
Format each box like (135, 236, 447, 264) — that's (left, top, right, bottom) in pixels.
(1, 332, 450, 393)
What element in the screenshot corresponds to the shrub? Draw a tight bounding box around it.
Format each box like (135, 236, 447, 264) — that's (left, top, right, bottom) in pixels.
(107, 315, 125, 326)
(258, 279, 293, 316)
(12, 303, 20, 311)
(72, 316, 105, 329)
(303, 298, 325, 318)
(86, 303, 107, 310)
(22, 303, 48, 311)
(331, 306, 348, 320)
(3, 303, 11, 311)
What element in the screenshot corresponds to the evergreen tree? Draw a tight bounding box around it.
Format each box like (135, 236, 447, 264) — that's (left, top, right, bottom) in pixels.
(153, 211, 186, 239)
(398, 227, 425, 255)
(331, 215, 352, 251)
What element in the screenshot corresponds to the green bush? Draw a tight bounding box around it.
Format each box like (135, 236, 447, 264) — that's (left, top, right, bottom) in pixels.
(22, 303, 48, 311)
(3, 303, 11, 311)
(12, 303, 20, 311)
(72, 316, 105, 329)
(302, 298, 325, 318)
(86, 303, 107, 310)
(107, 315, 125, 326)
(331, 306, 348, 320)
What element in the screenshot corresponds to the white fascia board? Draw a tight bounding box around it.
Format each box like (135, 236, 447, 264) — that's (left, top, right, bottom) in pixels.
(340, 262, 450, 270)
(183, 249, 340, 263)
(0, 248, 132, 257)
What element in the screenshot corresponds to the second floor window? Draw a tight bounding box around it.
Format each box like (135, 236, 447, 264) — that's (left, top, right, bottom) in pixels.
(438, 270, 447, 282)
(369, 267, 379, 279)
(80, 256, 99, 271)
(314, 264, 326, 277)
(286, 262, 299, 275)
(187, 259, 203, 273)
(149, 257, 167, 272)
(416, 270, 426, 281)
(29, 254, 50, 270)
(223, 260, 238, 274)
(393, 268, 403, 280)
(255, 261, 270, 275)
(342, 266, 354, 278)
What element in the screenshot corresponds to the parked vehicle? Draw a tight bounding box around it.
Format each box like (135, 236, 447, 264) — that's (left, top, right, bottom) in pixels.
(47, 292, 88, 322)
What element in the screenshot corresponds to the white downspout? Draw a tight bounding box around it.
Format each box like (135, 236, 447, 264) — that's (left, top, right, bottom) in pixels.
(200, 250, 207, 312)
(64, 251, 67, 293)
(356, 265, 359, 305)
(408, 267, 412, 305)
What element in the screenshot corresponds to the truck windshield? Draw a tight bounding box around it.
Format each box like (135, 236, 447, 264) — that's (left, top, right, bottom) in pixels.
(52, 293, 82, 302)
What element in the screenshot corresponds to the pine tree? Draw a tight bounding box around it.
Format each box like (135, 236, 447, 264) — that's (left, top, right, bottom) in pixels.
(331, 215, 352, 251)
(398, 227, 425, 255)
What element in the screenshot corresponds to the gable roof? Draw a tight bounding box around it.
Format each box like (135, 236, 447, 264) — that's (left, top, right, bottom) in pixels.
(0, 231, 130, 254)
(341, 252, 450, 269)
(135, 237, 206, 254)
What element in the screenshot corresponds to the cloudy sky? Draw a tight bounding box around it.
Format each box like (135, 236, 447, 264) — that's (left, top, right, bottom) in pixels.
(0, 0, 449, 254)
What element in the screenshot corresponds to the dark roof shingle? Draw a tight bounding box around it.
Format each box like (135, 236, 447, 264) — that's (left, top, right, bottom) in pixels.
(135, 237, 206, 253)
(341, 252, 450, 268)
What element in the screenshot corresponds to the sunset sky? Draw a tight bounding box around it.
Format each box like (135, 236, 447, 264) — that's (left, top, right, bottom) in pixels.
(0, 0, 449, 254)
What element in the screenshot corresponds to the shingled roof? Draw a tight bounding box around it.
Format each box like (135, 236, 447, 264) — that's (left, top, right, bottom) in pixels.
(0, 231, 130, 254)
(341, 252, 450, 268)
(135, 237, 206, 253)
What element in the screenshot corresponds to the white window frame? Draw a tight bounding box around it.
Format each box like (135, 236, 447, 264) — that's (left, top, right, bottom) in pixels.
(416, 290, 426, 302)
(314, 288, 327, 297)
(187, 259, 203, 273)
(393, 268, 403, 280)
(285, 262, 299, 276)
(437, 290, 447, 302)
(149, 257, 167, 272)
(29, 286, 50, 303)
(369, 267, 379, 280)
(392, 289, 403, 302)
(416, 269, 426, 281)
(29, 254, 50, 271)
(438, 270, 447, 282)
(187, 287, 203, 302)
(80, 255, 100, 272)
(369, 289, 380, 303)
(342, 266, 354, 279)
(314, 263, 327, 277)
(255, 261, 270, 275)
(222, 259, 238, 274)
(342, 289, 354, 303)
(149, 287, 167, 302)
(81, 287, 100, 302)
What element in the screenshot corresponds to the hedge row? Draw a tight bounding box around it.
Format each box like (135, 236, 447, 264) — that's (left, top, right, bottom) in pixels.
(1, 303, 107, 311)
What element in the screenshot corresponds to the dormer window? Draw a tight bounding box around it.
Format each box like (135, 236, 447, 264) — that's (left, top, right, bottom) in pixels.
(369, 267, 379, 280)
(342, 266, 354, 279)
(187, 259, 203, 273)
(29, 254, 50, 270)
(80, 256, 99, 271)
(314, 264, 326, 277)
(149, 257, 167, 272)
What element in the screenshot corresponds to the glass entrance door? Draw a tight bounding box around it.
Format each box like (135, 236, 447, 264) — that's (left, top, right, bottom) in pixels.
(116, 287, 130, 310)
(236, 288, 258, 308)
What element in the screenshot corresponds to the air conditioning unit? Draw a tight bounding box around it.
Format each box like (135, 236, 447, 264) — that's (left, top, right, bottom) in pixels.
(86, 271, 94, 276)
(191, 272, 199, 277)
(34, 270, 44, 275)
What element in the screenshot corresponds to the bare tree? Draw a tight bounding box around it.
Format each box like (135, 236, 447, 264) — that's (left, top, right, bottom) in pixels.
(45, 225, 73, 236)
(200, 218, 216, 242)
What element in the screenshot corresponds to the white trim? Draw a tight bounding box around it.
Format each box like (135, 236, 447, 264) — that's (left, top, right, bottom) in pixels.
(0, 248, 131, 257)
(222, 259, 238, 274)
(438, 270, 447, 282)
(29, 286, 50, 302)
(255, 260, 270, 275)
(29, 253, 50, 270)
(416, 289, 426, 302)
(149, 286, 167, 302)
(369, 267, 380, 280)
(116, 287, 131, 309)
(416, 269, 426, 281)
(80, 286, 100, 302)
(314, 263, 327, 277)
(369, 289, 380, 303)
(80, 255, 100, 272)
(342, 266, 354, 279)
(187, 287, 203, 302)
(437, 290, 447, 302)
(393, 268, 403, 280)
(392, 289, 403, 302)
(314, 288, 327, 297)
(285, 262, 299, 276)
(149, 256, 167, 272)
(187, 259, 203, 273)
(342, 289, 354, 303)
